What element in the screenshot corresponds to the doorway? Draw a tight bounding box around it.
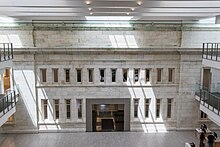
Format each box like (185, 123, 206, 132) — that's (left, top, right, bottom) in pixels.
(203, 69, 211, 90)
(3, 68, 10, 92)
(86, 98, 130, 132)
(92, 104, 124, 132)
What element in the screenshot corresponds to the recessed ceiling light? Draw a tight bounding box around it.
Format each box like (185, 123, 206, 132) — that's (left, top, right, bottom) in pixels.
(90, 12, 93, 15)
(85, 1, 91, 5)
(88, 8, 92, 11)
(137, 1, 142, 5)
(131, 8, 135, 11)
(126, 12, 130, 15)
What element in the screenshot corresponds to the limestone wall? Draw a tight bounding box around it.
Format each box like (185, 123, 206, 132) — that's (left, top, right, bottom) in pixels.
(1, 23, 218, 132)
(0, 48, 208, 132)
(0, 24, 219, 49)
(177, 54, 202, 129)
(33, 30, 181, 48)
(181, 30, 220, 48)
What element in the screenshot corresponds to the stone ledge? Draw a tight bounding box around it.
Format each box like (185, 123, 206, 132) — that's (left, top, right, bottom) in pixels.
(36, 84, 179, 88)
(13, 47, 202, 55)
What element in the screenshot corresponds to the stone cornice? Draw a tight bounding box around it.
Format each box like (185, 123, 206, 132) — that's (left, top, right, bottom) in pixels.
(13, 47, 202, 55)
(1, 23, 220, 31)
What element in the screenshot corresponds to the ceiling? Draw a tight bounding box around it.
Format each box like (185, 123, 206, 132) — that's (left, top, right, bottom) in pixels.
(0, 0, 220, 21)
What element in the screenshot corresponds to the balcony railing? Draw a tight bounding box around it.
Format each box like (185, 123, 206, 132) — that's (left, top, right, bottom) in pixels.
(0, 43, 14, 62)
(195, 83, 220, 116)
(195, 83, 212, 96)
(0, 90, 16, 117)
(202, 43, 220, 62)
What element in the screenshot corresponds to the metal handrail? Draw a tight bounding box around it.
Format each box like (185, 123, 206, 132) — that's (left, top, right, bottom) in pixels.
(0, 43, 14, 62)
(199, 89, 220, 115)
(202, 43, 220, 62)
(0, 90, 16, 116)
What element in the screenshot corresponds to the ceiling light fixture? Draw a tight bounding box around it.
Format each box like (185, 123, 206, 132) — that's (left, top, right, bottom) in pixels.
(88, 8, 92, 11)
(85, 1, 91, 5)
(90, 12, 93, 15)
(137, 1, 142, 6)
(126, 12, 130, 15)
(131, 8, 135, 11)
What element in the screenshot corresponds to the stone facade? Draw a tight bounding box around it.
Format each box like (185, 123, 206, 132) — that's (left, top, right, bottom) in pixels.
(0, 23, 218, 133)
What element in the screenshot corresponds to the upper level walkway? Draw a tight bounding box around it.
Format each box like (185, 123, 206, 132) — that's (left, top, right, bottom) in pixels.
(202, 43, 220, 69)
(203, 43, 220, 62)
(0, 43, 13, 70)
(0, 90, 17, 127)
(0, 43, 13, 62)
(195, 83, 220, 126)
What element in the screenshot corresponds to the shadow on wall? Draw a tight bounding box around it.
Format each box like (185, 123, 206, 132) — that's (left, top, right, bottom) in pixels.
(126, 76, 167, 133)
(36, 71, 62, 131)
(34, 68, 171, 133)
(13, 70, 37, 128)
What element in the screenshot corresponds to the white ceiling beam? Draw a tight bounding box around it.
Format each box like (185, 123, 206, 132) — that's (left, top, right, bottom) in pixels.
(7, 12, 218, 17)
(1, 7, 220, 13)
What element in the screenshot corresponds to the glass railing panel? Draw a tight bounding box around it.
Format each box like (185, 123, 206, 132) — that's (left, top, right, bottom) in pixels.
(195, 83, 201, 97)
(217, 83, 220, 93)
(200, 89, 220, 115)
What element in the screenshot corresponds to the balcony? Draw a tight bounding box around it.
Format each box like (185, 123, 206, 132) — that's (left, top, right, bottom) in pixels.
(195, 83, 220, 126)
(0, 90, 17, 127)
(0, 43, 14, 70)
(0, 43, 13, 62)
(202, 43, 220, 62)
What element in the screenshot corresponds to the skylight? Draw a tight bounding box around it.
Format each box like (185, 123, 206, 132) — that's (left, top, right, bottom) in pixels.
(85, 16, 133, 21)
(198, 17, 216, 24)
(0, 16, 17, 26)
(0, 16, 14, 23)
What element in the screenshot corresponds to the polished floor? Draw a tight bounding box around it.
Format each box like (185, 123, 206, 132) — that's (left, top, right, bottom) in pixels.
(0, 131, 198, 147)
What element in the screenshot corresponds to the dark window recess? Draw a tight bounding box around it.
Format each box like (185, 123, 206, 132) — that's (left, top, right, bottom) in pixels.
(88, 69, 93, 82)
(65, 69, 70, 82)
(43, 100, 48, 119)
(168, 68, 174, 82)
(77, 69, 82, 82)
(41, 68, 47, 82)
(123, 69, 128, 82)
(66, 99, 71, 119)
(146, 69, 150, 82)
(134, 69, 139, 82)
(112, 69, 116, 82)
(156, 99, 161, 118)
(157, 68, 162, 82)
(134, 99, 139, 118)
(77, 99, 82, 119)
(100, 69, 105, 82)
(145, 99, 151, 118)
(53, 69, 58, 82)
(167, 99, 172, 118)
(54, 99, 59, 119)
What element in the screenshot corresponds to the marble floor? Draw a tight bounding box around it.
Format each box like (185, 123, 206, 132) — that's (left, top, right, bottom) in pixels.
(0, 131, 198, 147)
